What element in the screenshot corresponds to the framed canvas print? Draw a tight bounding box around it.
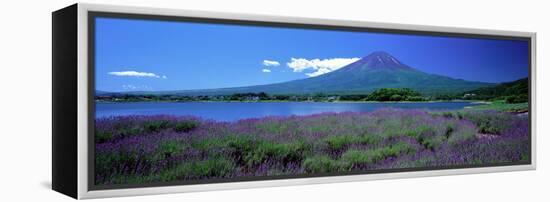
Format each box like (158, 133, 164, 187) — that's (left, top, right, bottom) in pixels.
(52, 3, 536, 199)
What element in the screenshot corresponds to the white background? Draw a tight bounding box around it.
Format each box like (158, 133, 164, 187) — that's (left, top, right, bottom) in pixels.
(0, 0, 547, 201)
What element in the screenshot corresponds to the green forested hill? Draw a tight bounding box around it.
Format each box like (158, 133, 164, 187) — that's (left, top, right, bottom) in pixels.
(464, 78, 528, 103)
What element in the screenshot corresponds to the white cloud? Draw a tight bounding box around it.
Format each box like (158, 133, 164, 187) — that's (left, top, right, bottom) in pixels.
(109, 71, 167, 79)
(262, 69, 272, 73)
(287, 57, 360, 77)
(109, 71, 158, 78)
(306, 68, 332, 77)
(263, 60, 280, 67)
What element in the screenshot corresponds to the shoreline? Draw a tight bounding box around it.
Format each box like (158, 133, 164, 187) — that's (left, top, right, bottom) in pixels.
(95, 100, 491, 104)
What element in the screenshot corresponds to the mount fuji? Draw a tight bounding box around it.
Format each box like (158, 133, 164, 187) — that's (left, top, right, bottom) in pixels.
(105, 51, 494, 96)
(177, 51, 493, 95)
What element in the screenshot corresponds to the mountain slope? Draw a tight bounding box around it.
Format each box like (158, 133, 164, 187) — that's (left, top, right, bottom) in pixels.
(166, 51, 494, 95)
(105, 51, 495, 96)
(463, 77, 528, 101)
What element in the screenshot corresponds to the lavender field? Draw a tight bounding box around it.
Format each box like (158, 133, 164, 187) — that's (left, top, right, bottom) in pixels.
(94, 109, 529, 185)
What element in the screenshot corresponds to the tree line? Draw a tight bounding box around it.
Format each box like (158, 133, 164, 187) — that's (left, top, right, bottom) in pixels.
(96, 88, 431, 102)
(96, 79, 529, 104)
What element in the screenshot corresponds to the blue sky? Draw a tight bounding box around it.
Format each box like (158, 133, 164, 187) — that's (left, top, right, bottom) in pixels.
(95, 17, 529, 92)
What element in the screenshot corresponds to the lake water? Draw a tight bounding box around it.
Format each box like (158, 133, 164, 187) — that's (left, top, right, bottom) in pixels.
(95, 101, 482, 121)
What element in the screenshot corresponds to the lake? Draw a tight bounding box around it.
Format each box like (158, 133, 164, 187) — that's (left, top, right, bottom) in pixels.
(95, 101, 482, 121)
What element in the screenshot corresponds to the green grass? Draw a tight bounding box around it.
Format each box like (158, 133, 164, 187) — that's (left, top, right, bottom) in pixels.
(341, 142, 416, 166)
(356, 134, 383, 145)
(191, 137, 228, 150)
(303, 155, 347, 172)
(191, 135, 312, 166)
(445, 121, 476, 146)
(324, 134, 383, 150)
(111, 157, 236, 183)
(95, 150, 143, 178)
(245, 140, 309, 165)
(303, 141, 417, 172)
(325, 135, 356, 150)
(470, 100, 528, 112)
(404, 125, 435, 138)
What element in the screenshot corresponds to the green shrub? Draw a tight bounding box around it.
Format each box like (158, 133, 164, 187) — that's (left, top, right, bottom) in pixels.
(340, 142, 416, 167)
(406, 96, 425, 101)
(226, 135, 256, 153)
(405, 125, 435, 139)
(366, 88, 422, 101)
(325, 135, 355, 150)
(118, 127, 142, 136)
(324, 134, 382, 151)
(341, 150, 378, 165)
(447, 126, 476, 146)
(356, 134, 383, 145)
(192, 135, 310, 166)
(386, 141, 416, 156)
(174, 120, 199, 133)
(95, 150, 141, 177)
(441, 112, 454, 119)
(404, 125, 441, 150)
(417, 136, 441, 151)
(191, 137, 227, 150)
(455, 112, 464, 119)
(478, 121, 500, 134)
(444, 124, 454, 139)
(505, 95, 528, 104)
(96, 130, 112, 143)
(243, 140, 310, 166)
(303, 155, 345, 173)
(458, 111, 513, 135)
(157, 157, 235, 181)
(192, 158, 235, 177)
(244, 141, 282, 165)
(390, 94, 402, 101)
(157, 140, 185, 158)
(144, 120, 170, 132)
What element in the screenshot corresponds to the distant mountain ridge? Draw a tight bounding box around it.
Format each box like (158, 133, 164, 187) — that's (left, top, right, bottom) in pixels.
(100, 51, 497, 96)
(463, 77, 528, 101)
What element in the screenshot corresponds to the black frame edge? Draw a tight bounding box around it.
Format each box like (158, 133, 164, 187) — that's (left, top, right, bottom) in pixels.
(52, 3, 79, 199)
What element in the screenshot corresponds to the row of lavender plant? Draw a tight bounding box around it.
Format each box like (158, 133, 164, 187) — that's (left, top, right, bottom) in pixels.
(94, 109, 529, 185)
